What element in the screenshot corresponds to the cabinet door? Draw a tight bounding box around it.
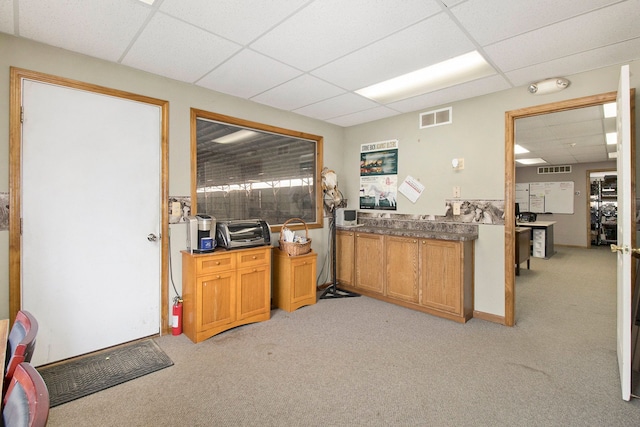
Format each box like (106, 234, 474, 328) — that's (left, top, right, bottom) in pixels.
(355, 233, 384, 294)
(237, 265, 270, 320)
(336, 230, 355, 285)
(420, 240, 461, 315)
(290, 255, 317, 304)
(385, 236, 419, 303)
(199, 272, 236, 331)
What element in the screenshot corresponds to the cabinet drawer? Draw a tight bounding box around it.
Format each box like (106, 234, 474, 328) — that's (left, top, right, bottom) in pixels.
(237, 247, 270, 268)
(197, 253, 235, 275)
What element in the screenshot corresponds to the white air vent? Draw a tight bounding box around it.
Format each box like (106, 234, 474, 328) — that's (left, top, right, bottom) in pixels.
(538, 165, 572, 174)
(420, 107, 452, 129)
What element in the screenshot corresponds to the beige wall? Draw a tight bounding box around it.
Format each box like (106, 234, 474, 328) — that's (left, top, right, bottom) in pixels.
(1, 33, 639, 322)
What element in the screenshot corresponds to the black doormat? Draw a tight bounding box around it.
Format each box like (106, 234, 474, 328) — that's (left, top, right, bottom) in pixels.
(37, 339, 173, 408)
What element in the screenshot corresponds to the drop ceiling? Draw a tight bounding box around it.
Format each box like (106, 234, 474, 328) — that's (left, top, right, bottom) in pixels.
(2, 0, 639, 165)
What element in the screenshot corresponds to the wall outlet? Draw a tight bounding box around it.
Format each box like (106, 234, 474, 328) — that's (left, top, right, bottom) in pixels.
(453, 202, 461, 215)
(453, 186, 461, 198)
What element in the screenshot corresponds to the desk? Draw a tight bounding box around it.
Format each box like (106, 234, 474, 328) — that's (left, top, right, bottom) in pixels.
(515, 227, 531, 275)
(0, 319, 9, 391)
(517, 221, 556, 259)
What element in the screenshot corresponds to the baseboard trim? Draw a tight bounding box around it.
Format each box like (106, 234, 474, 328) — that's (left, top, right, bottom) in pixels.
(473, 310, 507, 325)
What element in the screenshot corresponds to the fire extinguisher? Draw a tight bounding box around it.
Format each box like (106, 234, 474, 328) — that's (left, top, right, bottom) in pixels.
(172, 297, 183, 336)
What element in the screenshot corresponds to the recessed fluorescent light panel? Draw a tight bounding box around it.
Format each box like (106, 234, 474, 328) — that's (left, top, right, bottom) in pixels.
(213, 129, 259, 144)
(138, 0, 155, 4)
(516, 158, 547, 165)
(514, 145, 530, 154)
(608, 152, 618, 159)
(356, 51, 496, 104)
(603, 102, 617, 118)
(606, 132, 617, 145)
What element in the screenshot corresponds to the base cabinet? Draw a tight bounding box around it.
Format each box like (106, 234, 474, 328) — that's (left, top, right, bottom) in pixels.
(182, 247, 271, 343)
(272, 249, 317, 312)
(338, 231, 474, 323)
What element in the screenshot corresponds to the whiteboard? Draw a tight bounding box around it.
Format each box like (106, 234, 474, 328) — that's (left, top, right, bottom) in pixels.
(518, 181, 574, 214)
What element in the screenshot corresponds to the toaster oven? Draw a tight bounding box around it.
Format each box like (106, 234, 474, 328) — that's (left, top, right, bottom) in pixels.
(215, 219, 271, 250)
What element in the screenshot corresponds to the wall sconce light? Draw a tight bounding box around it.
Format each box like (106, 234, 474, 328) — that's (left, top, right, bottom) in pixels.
(527, 77, 570, 95)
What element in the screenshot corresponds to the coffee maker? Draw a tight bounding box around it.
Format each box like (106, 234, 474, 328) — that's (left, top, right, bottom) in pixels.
(186, 214, 216, 253)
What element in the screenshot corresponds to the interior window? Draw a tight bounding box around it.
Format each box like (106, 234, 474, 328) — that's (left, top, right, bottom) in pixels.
(191, 109, 323, 230)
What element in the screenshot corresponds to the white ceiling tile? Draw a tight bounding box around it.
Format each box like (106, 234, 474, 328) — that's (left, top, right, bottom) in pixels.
(197, 50, 302, 99)
(388, 74, 510, 113)
(451, 0, 620, 45)
(123, 13, 241, 83)
(484, 1, 640, 72)
(17, 0, 151, 62)
(312, 13, 476, 90)
(250, 0, 441, 71)
(0, 0, 14, 33)
(504, 37, 640, 86)
(293, 93, 379, 121)
(159, 0, 308, 45)
(250, 74, 345, 111)
(326, 107, 401, 127)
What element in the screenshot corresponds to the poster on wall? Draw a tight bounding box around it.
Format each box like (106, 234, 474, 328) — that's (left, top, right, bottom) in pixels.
(360, 139, 398, 210)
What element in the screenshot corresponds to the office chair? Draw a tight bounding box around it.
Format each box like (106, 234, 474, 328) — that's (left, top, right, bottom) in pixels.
(4, 311, 38, 394)
(2, 362, 49, 427)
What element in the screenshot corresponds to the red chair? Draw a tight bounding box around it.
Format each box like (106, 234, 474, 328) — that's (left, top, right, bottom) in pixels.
(2, 362, 49, 427)
(4, 311, 38, 393)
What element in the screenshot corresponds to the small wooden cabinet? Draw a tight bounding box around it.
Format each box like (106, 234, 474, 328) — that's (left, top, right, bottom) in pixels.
(272, 249, 317, 312)
(182, 246, 271, 343)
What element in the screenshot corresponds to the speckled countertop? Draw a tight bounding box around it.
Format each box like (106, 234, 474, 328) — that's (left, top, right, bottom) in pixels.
(338, 216, 478, 242)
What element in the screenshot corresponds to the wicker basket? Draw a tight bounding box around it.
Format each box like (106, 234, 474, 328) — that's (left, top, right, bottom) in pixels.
(279, 218, 312, 256)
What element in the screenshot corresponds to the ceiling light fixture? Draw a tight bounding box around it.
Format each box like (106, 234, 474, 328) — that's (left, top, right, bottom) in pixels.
(212, 129, 259, 144)
(514, 144, 530, 154)
(516, 158, 547, 165)
(527, 77, 570, 95)
(606, 132, 617, 145)
(356, 51, 495, 104)
(137, 0, 155, 5)
(603, 102, 617, 118)
(608, 152, 618, 159)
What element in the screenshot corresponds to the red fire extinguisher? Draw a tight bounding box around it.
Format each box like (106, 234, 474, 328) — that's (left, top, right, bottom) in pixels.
(172, 297, 183, 336)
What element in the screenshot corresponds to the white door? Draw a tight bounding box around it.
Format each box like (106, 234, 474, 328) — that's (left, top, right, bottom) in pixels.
(614, 64, 632, 401)
(21, 79, 162, 366)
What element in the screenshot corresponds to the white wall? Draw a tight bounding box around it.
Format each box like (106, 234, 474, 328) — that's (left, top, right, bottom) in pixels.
(1, 33, 639, 322)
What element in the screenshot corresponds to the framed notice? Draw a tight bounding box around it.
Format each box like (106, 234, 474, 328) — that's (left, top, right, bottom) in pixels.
(360, 140, 398, 210)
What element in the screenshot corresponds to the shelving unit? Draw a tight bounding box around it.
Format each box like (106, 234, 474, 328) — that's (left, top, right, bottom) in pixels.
(590, 175, 617, 246)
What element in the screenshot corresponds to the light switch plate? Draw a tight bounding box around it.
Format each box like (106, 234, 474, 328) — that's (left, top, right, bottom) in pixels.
(453, 202, 461, 215)
(453, 186, 460, 198)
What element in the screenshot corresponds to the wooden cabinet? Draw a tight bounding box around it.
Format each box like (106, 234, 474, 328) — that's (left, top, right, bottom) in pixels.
(337, 232, 474, 323)
(336, 230, 355, 286)
(420, 239, 473, 319)
(385, 236, 419, 303)
(272, 249, 317, 312)
(182, 247, 271, 343)
(354, 232, 384, 294)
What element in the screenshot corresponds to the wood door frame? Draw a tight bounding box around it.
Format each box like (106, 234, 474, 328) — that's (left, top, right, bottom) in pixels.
(9, 67, 170, 333)
(504, 90, 636, 326)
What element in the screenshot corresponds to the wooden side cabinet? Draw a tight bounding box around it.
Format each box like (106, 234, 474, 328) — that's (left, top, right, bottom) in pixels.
(336, 230, 355, 286)
(182, 246, 271, 343)
(272, 249, 317, 312)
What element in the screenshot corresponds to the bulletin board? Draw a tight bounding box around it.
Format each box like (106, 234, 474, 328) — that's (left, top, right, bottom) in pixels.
(517, 181, 574, 214)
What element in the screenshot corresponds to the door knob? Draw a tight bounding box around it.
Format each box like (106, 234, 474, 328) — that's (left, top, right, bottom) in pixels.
(610, 244, 628, 254)
(147, 233, 158, 242)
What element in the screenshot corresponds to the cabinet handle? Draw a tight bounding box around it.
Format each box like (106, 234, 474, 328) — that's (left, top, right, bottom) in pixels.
(252, 256, 257, 259)
(215, 261, 220, 265)
(216, 275, 220, 279)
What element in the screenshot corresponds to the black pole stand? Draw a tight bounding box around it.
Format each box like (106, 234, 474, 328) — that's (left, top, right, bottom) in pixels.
(320, 208, 360, 299)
